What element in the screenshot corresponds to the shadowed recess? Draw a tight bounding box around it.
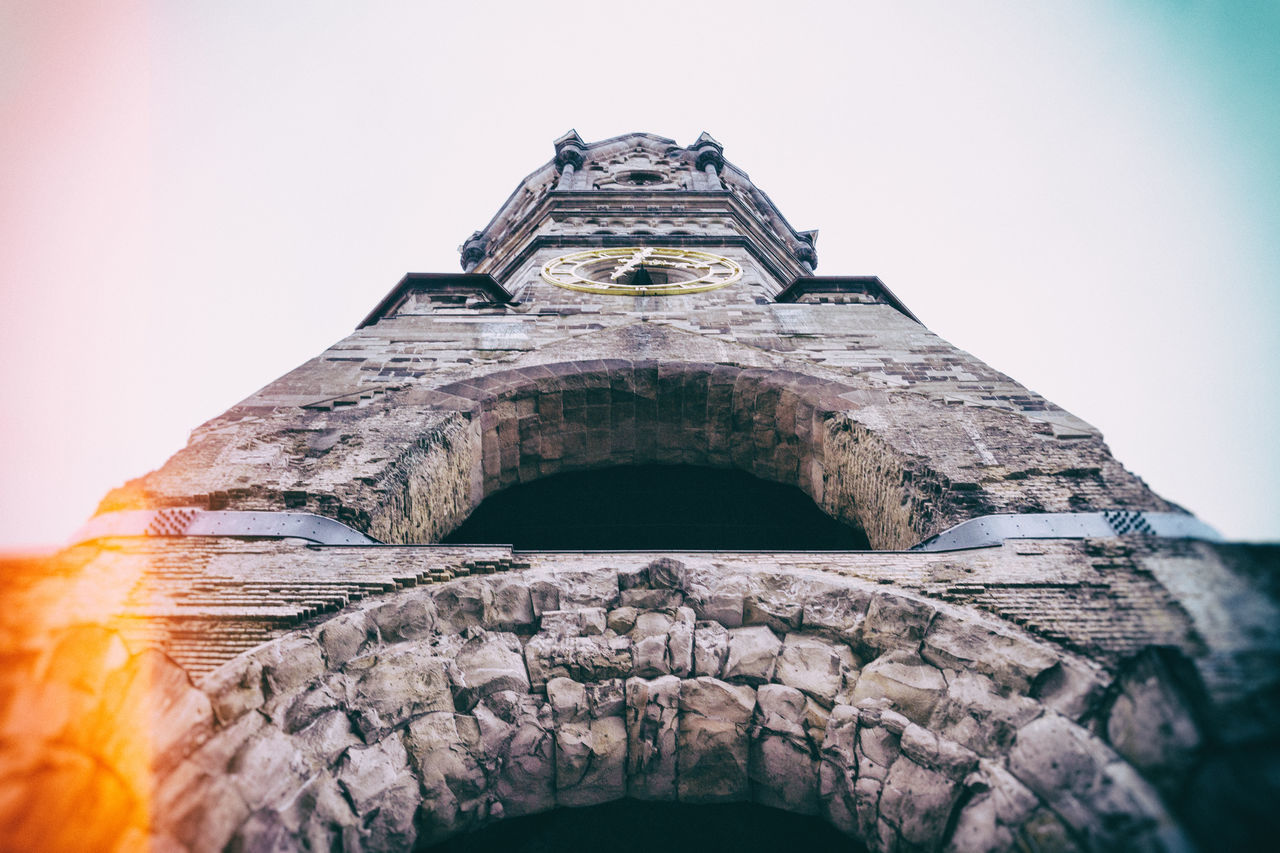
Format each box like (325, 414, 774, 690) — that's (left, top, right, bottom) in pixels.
(443, 464, 871, 550)
(420, 799, 865, 853)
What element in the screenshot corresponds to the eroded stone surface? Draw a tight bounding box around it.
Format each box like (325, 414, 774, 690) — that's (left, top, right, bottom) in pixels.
(449, 630, 530, 709)
(0, 557, 1238, 852)
(725, 625, 782, 685)
(851, 650, 948, 725)
(626, 675, 680, 800)
(776, 632, 857, 706)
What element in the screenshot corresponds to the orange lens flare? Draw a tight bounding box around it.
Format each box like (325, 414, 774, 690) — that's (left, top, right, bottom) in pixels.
(0, 544, 204, 849)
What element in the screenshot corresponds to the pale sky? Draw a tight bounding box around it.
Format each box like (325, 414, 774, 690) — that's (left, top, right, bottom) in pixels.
(2, 1, 1277, 547)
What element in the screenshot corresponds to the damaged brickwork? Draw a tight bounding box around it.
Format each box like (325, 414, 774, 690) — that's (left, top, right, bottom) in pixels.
(3, 131, 1277, 851)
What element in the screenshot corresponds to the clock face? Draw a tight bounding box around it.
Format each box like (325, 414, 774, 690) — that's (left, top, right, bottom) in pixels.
(541, 247, 743, 296)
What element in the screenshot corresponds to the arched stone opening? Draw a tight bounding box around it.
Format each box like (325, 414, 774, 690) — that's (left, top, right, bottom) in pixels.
(145, 557, 1188, 852)
(376, 361, 946, 550)
(421, 798, 862, 852)
(441, 464, 871, 550)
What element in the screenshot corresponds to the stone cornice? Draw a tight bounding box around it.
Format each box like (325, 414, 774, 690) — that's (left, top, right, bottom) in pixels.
(358, 272, 512, 329)
(775, 276, 921, 323)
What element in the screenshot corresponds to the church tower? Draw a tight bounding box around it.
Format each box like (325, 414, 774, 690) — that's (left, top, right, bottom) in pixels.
(3, 132, 1275, 851)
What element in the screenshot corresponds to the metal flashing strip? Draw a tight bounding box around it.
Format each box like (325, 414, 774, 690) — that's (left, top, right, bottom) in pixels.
(71, 509, 378, 547)
(911, 511, 1223, 552)
(71, 508, 1221, 553)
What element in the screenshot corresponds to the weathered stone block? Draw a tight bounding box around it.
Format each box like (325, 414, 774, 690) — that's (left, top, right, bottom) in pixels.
(755, 683, 807, 739)
(800, 588, 871, 643)
(679, 677, 756, 724)
(646, 557, 689, 590)
(943, 758, 1040, 853)
(878, 754, 963, 849)
(471, 691, 554, 818)
(668, 607, 694, 678)
(743, 592, 803, 634)
(546, 677, 588, 725)
(851, 650, 947, 725)
(775, 633, 856, 706)
(899, 723, 978, 781)
(278, 771, 359, 853)
(202, 657, 265, 726)
(343, 645, 452, 739)
(1009, 713, 1179, 849)
(316, 611, 375, 669)
(677, 716, 750, 804)
(617, 565, 649, 590)
(432, 579, 485, 634)
(677, 677, 755, 803)
(929, 670, 1040, 757)
(818, 704, 860, 834)
(528, 580, 560, 616)
(694, 620, 729, 678)
(81, 649, 215, 782)
(368, 590, 437, 643)
(550, 570, 619, 610)
(856, 714, 902, 775)
(1104, 648, 1202, 796)
(257, 635, 325, 704)
(541, 607, 606, 637)
(555, 716, 627, 807)
(625, 675, 680, 800)
(724, 625, 781, 684)
(404, 712, 487, 844)
(335, 734, 419, 851)
(449, 630, 530, 709)
(754, 733, 819, 815)
(294, 709, 361, 769)
(228, 724, 310, 811)
(606, 606, 638, 634)
(586, 678, 626, 718)
(620, 588, 683, 611)
(921, 612, 1058, 693)
(523, 632, 632, 690)
(751, 683, 820, 812)
(859, 592, 936, 655)
(157, 769, 250, 853)
(700, 592, 744, 628)
(281, 675, 346, 734)
(483, 578, 535, 631)
(626, 611, 676, 678)
(1030, 658, 1107, 721)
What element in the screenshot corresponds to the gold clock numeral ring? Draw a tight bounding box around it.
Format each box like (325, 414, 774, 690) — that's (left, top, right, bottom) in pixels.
(542, 247, 742, 296)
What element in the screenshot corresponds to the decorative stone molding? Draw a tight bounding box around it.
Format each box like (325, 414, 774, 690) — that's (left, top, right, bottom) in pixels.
(460, 231, 488, 272)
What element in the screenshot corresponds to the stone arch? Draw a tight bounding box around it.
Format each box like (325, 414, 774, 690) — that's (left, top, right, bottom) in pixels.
(146, 558, 1188, 851)
(442, 465, 872, 550)
(379, 361, 951, 550)
(424, 798, 857, 852)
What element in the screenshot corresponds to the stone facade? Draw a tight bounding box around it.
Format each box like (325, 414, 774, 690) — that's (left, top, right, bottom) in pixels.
(1, 132, 1277, 850)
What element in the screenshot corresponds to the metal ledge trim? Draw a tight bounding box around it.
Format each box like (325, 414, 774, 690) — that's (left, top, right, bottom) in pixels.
(70, 509, 378, 547)
(912, 511, 1223, 552)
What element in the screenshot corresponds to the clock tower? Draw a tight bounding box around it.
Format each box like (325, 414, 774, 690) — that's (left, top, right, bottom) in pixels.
(3, 132, 1276, 852)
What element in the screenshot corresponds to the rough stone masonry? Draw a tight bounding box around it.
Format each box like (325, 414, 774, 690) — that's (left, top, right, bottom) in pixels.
(0, 131, 1276, 851)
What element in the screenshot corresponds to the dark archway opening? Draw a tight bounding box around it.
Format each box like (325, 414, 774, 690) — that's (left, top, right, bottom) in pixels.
(420, 799, 864, 853)
(443, 464, 870, 550)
